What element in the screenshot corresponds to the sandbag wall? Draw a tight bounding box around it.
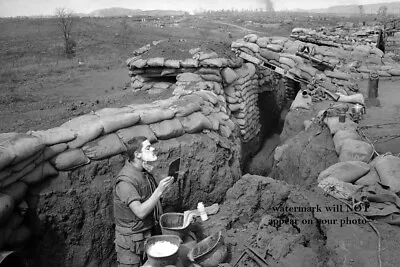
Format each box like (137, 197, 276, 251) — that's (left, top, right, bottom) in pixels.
(126, 42, 269, 143)
(291, 27, 400, 78)
(0, 90, 237, 252)
(127, 43, 243, 95)
(231, 33, 400, 102)
(222, 62, 264, 143)
(317, 114, 400, 226)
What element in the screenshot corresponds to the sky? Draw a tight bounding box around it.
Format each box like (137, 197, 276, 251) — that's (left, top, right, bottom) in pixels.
(0, 0, 399, 17)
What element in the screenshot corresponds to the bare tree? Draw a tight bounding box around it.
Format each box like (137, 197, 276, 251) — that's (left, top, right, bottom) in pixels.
(378, 5, 388, 17)
(55, 7, 76, 57)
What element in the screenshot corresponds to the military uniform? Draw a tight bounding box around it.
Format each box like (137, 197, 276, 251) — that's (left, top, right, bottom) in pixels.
(113, 163, 162, 267)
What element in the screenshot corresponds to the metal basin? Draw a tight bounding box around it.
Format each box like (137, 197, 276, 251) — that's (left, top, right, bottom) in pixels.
(188, 231, 228, 267)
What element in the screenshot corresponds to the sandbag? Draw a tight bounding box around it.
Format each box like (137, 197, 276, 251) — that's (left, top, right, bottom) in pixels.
(20, 161, 58, 185)
(6, 224, 32, 248)
(325, 70, 351, 81)
(244, 33, 258, 43)
(147, 57, 164, 67)
(388, 69, 400, 76)
(178, 112, 213, 134)
(355, 167, 380, 186)
(180, 59, 199, 68)
(235, 63, 256, 79)
(333, 129, 361, 154)
(256, 37, 271, 48)
(34, 143, 68, 165)
(180, 94, 205, 107)
(375, 155, 400, 192)
(259, 48, 280, 61)
(199, 74, 222, 83)
(297, 64, 317, 77)
(206, 114, 220, 131)
(0, 182, 28, 205)
(266, 44, 283, 52)
(200, 58, 225, 68)
(164, 59, 181, 68)
(0, 193, 15, 225)
(149, 119, 184, 140)
(117, 125, 157, 144)
(61, 115, 104, 149)
(176, 73, 202, 82)
(0, 169, 11, 182)
(0, 133, 45, 167)
(339, 139, 374, 163)
(194, 90, 218, 105)
(220, 67, 240, 84)
(323, 117, 358, 135)
(27, 127, 77, 146)
(50, 149, 90, 171)
(170, 100, 201, 117)
(82, 133, 126, 160)
(197, 51, 218, 61)
(99, 113, 140, 134)
(279, 57, 296, 68)
(10, 151, 42, 173)
(130, 59, 147, 68)
(318, 161, 370, 183)
(138, 108, 176, 124)
(377, 70, 391, 77)
(0, 164, 35, 188)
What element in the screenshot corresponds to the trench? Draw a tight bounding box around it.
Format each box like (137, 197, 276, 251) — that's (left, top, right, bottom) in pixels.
(244, 77, 300, 176)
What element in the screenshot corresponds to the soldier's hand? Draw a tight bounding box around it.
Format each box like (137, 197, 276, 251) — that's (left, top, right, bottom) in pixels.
(157, 176, 174, 194)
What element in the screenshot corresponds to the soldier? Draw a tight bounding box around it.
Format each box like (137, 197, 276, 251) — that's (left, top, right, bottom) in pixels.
(113, 136, 174, 267)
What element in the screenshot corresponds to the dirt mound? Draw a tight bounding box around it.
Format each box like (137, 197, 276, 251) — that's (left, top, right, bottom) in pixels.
(200, 174, 400, 267)
(271, 118, 338, 187)
(141, 39, 238, 60)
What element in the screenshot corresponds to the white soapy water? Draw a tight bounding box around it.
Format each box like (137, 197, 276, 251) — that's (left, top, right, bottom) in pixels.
(147, 241, 179, 257)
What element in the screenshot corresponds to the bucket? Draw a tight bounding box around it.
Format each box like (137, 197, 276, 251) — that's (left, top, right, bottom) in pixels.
(159, 213, 189, 239)
(145, 235, 182, 267)
(188, 231, 228, 267)
(368, 71, 379, 99)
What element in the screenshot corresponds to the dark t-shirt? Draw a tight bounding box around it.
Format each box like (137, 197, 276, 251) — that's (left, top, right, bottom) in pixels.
(113, 163, 157, 235)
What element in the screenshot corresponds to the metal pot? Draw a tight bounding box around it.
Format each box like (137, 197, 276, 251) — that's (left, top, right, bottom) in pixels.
(145, 235, 182, 267)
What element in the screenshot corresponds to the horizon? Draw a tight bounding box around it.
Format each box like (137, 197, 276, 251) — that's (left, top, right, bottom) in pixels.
(1, 0, 400, 17)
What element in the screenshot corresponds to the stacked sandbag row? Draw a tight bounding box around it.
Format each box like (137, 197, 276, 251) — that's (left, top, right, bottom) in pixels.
(126, 46, 243, 92)
(232, 34, 380, 104)
(222, 61, 261, 142)
(231, 34, 350, 99)
(0, 132, 64, 250)
(290, 28, 400, 78)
